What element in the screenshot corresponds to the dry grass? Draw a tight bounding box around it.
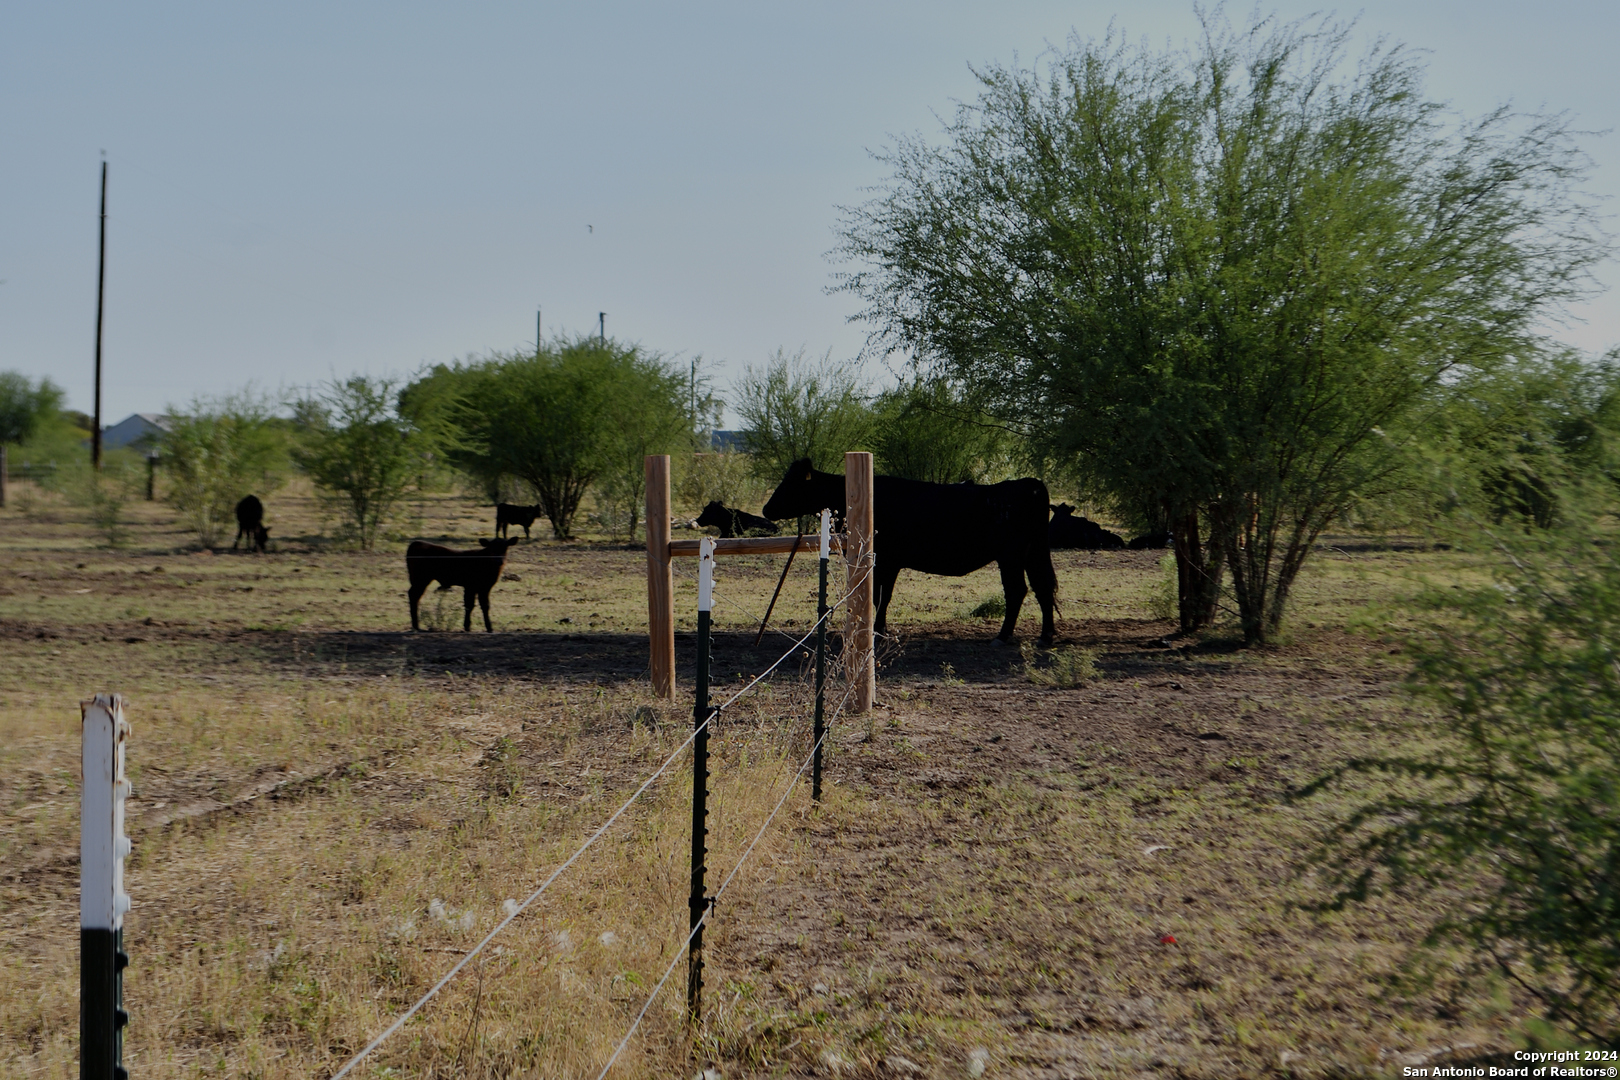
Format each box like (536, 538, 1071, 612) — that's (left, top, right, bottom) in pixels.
(0, 483, 1541, 1077)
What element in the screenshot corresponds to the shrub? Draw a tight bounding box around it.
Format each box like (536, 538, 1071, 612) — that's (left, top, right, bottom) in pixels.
(967, 595, 1005, 621)
(415, 339, 692, 540)
(1303, 524, 1620, 1045)
(292, 377, 423, 551)
(52, 456, 143, 548)
(0, 371, 65, 509)
(869, 377, 1009, 484)
(1020, 642, 1098, 688)
(733, 349, 873, 485)
(161, 390, 285, 547)
(675, 451, 763, 518)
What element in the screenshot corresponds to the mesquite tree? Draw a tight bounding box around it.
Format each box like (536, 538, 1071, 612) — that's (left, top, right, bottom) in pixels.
(836, 14, 1605, 643)
(0, 372, 64, 507)
(416, 339, 692, 540)
(293, 377, 421, 550)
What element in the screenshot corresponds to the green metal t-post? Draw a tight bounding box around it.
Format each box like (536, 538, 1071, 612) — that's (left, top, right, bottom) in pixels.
(688, 538, 715, 1023)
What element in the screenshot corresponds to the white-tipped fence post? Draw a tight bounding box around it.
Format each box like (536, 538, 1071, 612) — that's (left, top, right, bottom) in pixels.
(688, 537, 715, 1023)
(81, 693, 131, 1080)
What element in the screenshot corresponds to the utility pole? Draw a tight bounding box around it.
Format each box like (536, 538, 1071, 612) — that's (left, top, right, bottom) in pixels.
(536, 307, 542, 354)
(92, 159, 107, 472)
(598, 312, 606, 345)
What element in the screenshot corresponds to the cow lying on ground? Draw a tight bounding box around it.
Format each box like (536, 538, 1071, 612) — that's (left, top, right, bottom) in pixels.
(695, 500, 779, 538)
(495, 502, 543, 539)
(1048, 504, 1125, 550)
(762, 458, 1057, 646)
(406, 536, 522, 631)
(233, 495, 269, 553)
(1127, 532, 1173, 550)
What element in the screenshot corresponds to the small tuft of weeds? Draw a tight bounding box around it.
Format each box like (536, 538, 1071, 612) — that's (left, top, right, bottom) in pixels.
(1020, 641, 1099, 687)
(967, 594, 1005, 620)
(1148, 553, 1179, 620)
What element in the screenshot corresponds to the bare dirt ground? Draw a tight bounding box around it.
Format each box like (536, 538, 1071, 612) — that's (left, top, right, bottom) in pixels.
(0, 484, 1526, 1078)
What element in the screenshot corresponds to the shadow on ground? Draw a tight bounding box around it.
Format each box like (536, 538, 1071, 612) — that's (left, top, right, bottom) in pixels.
(242, 615, 1244, 688)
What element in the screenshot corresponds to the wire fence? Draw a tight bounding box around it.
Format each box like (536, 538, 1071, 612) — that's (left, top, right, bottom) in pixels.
(329, 543, 875, 1079)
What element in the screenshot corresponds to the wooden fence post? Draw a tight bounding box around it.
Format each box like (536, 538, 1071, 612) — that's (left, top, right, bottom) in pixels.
(646, 455, 674, 698)
(845, 451, 875, 713)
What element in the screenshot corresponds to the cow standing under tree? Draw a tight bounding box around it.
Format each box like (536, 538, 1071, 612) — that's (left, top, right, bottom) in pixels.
(406, 536, 521, 631)
(494, 502, 543, 539)
(233, 495, 269, 553)
(762, 458, 1058, 646)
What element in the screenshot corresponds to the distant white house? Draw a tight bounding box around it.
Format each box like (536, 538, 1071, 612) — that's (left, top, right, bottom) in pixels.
(102, 413, 171, 452)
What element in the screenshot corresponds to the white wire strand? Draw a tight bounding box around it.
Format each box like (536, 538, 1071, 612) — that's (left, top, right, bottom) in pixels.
(333, 543, 875, 1079)
(593, 911, 709, 1080)
(594, 635, 874, 1078)
(329, 715, 715, 1080)
(594, 720, 840, 1080)
(710, 559, 872, 717)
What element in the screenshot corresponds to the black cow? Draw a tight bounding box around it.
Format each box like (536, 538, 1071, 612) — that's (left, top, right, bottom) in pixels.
(1048, 504, 1125, 550)
(762, 459, 1057, 646)
(1127, 532, 1173, 550)
(406, 536, 521, 631)
(495, 502, 544, 539)
(695, 500, 779, 538)
(233, 495, 269, 553)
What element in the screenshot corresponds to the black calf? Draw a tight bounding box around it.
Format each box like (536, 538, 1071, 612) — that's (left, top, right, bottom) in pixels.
(495, 503, 543, 539)
(695, 500, 779, 538)
(1048, 504, 1125, 550)
(233, 495, 269, 553)
(406, 537, 521, 631)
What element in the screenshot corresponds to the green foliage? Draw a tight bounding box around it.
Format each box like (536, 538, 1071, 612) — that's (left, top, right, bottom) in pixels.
(0, 372, 65, 446)
(161, 390, 286, 547)
(1303, 524, 1620, 1045)
(869, 378, 1009, 483)
(674, 452, 764, 518)
(1020, 642, 1098, 687)
(733, 349, 874, 484)
(1389, 350, 1620, 535)
(292, 377, 423, 551)
(593, 349, 697, 539)
(836, 13, 1606, 644)
(410, 338, 693, 540)
(967, 594, 1005, 621)
(51, 454, 144, 548)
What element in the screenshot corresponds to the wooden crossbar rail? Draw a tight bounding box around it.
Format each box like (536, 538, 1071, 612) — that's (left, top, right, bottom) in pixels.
(668, 536, 844, 558)
(645, 452, 874, 712)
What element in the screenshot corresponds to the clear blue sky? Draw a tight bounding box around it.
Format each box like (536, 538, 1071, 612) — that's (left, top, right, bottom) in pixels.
(4, 2, 1616, 425)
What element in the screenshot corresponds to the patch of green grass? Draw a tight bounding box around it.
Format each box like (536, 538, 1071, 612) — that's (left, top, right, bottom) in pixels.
(1019, 642, 1099, 686)
(967, 594, 1005, 620)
